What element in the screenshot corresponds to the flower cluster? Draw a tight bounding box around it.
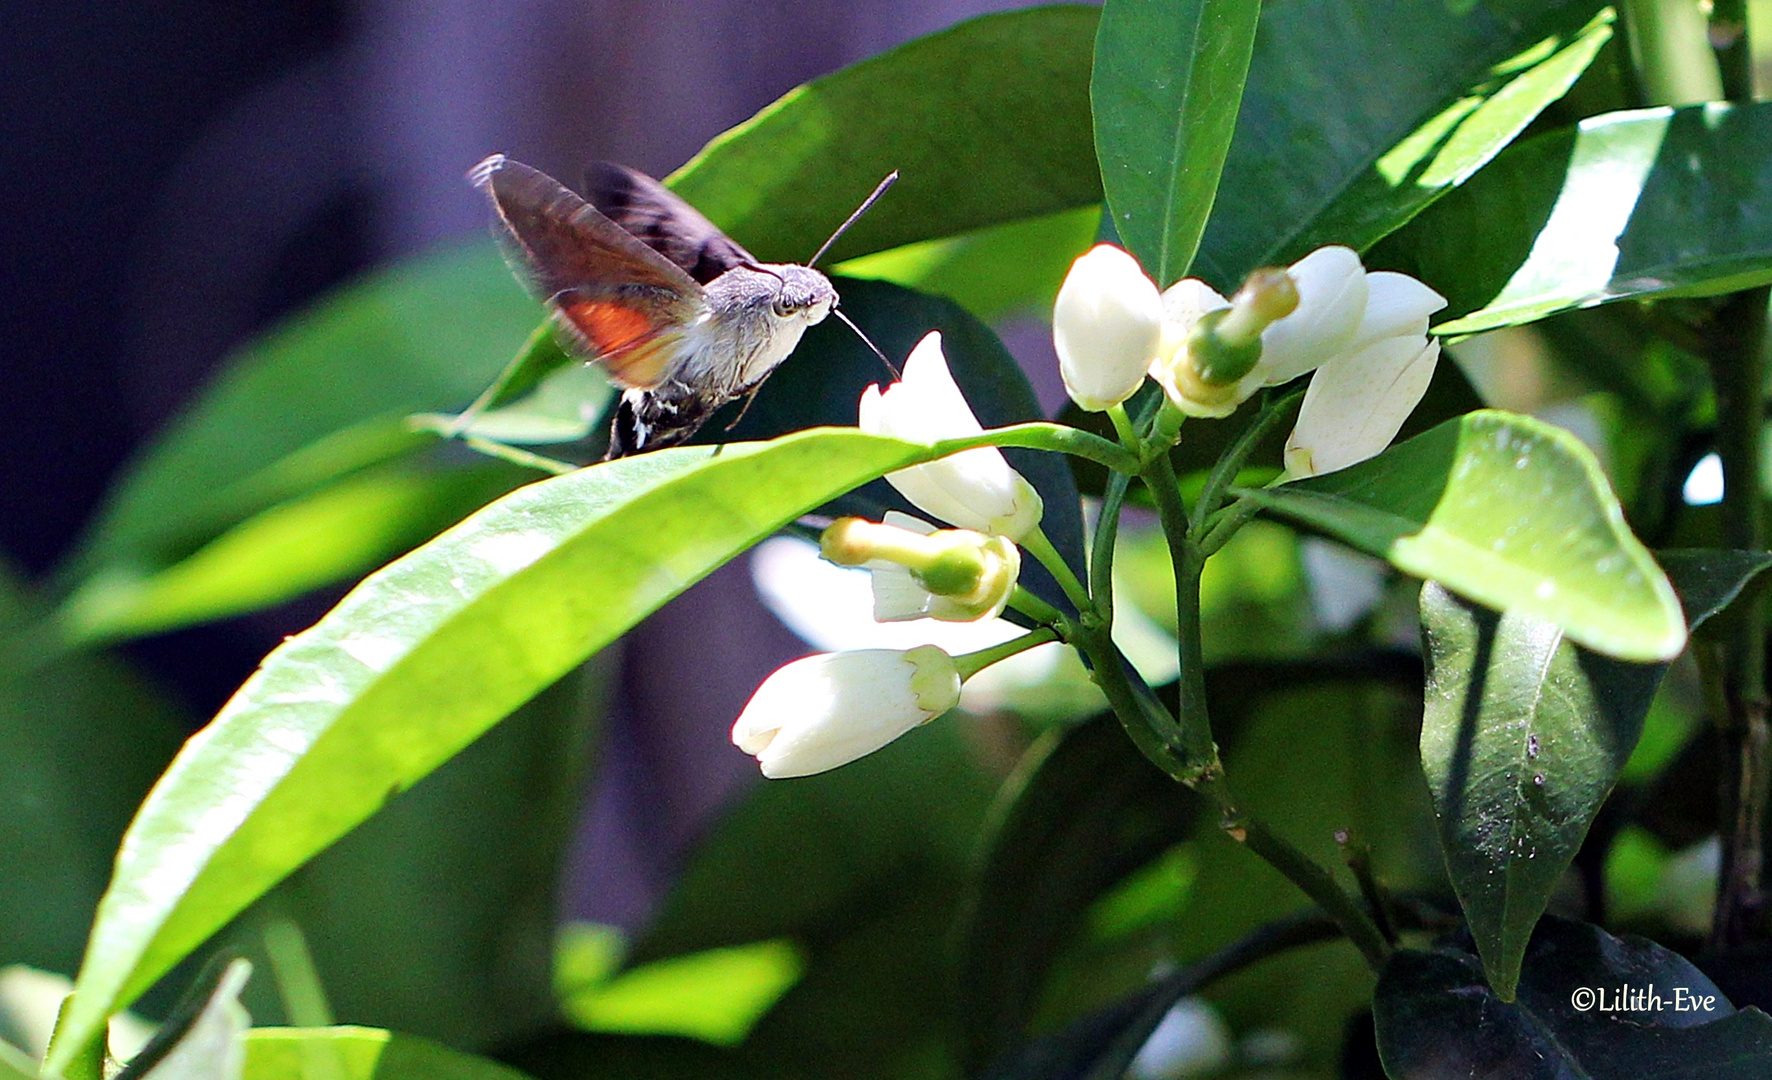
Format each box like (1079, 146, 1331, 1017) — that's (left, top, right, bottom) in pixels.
(733, 332, 1040, 779)
(1053, 243, 1446, 477)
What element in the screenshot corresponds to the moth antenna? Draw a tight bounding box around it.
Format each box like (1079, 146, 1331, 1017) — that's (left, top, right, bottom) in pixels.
(834, 308, 899, 379)
(744, 261, 785, 281)
(807, 170, 899, 268)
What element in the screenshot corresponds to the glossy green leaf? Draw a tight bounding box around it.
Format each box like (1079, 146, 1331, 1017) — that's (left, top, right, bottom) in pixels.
(69, 243, 533, 576)
(242, 1027, 533, 1080)
(1375, 916, 1772, 1078)
(958, 716, 1196, 1072)
(1384, 101, 1772, 335)
(1419, 582, 1664, 1001)
(48, 429, 961, 1074)
(666, 6, 1101, 266)
(1193, 1, 1610, 288)
(0, 563, 187, 979)
(632, 720, 996, 1080)
(833, 205, 1102, 323)
(1092, 0, 1262, 286)
(1237, 410, 1686, 662)
(561, 939, 802, 1047)
(1659, 549, 1772, 631)
(256, 664, 601, 1049)
(59, 462, 527, 646)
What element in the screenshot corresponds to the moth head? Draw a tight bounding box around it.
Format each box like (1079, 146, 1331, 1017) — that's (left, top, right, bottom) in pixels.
(768, 264, 838, 325)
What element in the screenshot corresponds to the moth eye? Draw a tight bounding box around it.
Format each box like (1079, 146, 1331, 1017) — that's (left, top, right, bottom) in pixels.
(772, 298, 797, 318)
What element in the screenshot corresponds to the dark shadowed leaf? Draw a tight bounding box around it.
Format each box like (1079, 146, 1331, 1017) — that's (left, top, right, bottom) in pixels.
(1418, 583, 1664, 1000)
(1659, 549, 1772, 632)
(1375, 916, 1772, 1078)
(957, 716, 1195, 1073)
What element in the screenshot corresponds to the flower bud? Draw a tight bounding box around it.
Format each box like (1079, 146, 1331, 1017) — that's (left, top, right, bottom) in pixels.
(1053, 244, 1164, 411)
(1283, 338, 1441, 478)
(859, 332, 1043, 540)
(732, 646, 962, 778)
(823, 511, 1020, 622)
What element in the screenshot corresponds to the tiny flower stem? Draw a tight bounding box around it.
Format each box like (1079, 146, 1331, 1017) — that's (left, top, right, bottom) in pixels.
(929, 422, 1139, 475)
(1008, 586, 1066, 628)
(1198, 498, 1264, 559)
(1107, 402, 1144, 456)
(1022, 526, 1094, 617)
(953, 627, 1060, 680)
(461, 436, 579, 476)
(1090, 470, 1135, 624)
(1145, 399, 1189, 458)
(1188, 388, 1303, 536)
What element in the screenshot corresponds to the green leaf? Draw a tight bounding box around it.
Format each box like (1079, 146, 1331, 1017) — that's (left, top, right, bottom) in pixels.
(1419, 582, 1664, 1001)
(1384, 101, 1772, 335)
(1375, 916, 1772, 1078)
(69, 243, 533, 576)
(833, 205, 1102, 323)
(1659, 549, 1772, 631)
(242, 1027, 534, 1080)
(1092, 0, 1262, 286)
(957, 716, 1196, 1073)
(634, 719, 997, 1080)
(1237, 410, 1686, 662)
(1194, 1, 1611, 288)
(666, 6, 1101, 265)
(561, 939, 802, 1047)
(48, 429, 966, 1074)
(258, 664, 601, 1049)
(0, 563, 188, 978)
(59, 462, 527, 646)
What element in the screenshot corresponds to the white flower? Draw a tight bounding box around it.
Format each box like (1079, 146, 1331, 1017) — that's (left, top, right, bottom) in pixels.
(1250, 245, 1368, 385)
(859, 331, 1043, 540)
(1053, 244, 1164, 411)
(1283, 337, 1442, 478)
(732, 646, 962, 778)
(859, 512, 1020, 623)
(139, 959, 252, 1080)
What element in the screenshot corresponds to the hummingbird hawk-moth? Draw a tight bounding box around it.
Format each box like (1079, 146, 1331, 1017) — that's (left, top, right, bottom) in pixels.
(471, 154, 890, 458)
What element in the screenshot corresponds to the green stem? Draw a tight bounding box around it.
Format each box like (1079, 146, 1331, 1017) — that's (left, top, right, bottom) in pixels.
(1622, 0, 1726, 105)
(1708, 0, 1755, 99)
(1007, 585, 1065, 627)
(1021, 526, 1094, 616)
(262, 917, 335, 1028)
(1189, 388, 1304, 535)
(1709, 284, 1772, 949)
(1090, 470, 1135, 624)
(1141, 449, 1216, 767)
(953, 627, 1060, 680)
(1107, 402, 1144, 457)
(462, 436, 578, 475)
(931, 422, 1139, 475)
(1234, 810, 1391, 970)
(1199, 497, 1264, 559)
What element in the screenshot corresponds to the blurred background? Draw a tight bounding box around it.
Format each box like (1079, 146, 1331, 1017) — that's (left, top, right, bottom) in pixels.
(0, 0, 1058, 934)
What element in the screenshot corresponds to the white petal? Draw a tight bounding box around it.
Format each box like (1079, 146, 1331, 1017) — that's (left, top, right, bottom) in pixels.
(1160, 278, 1230, 326)
(868, 561, 934, 621)
(1352, 271, 1446, 349)
(732, 651, 940, 778)
(858, 332, 1042, 538)
(1053, 245, 1163, 411)
(1259, 245, 1367, 384)
(1285, 338, 1440, 478)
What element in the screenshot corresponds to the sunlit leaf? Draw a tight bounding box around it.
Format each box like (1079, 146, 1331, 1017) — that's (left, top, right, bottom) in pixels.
(1238, 410, 1686, 662)
(1382, 101, 1772, 334)
(48, 430, 985, 1073)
